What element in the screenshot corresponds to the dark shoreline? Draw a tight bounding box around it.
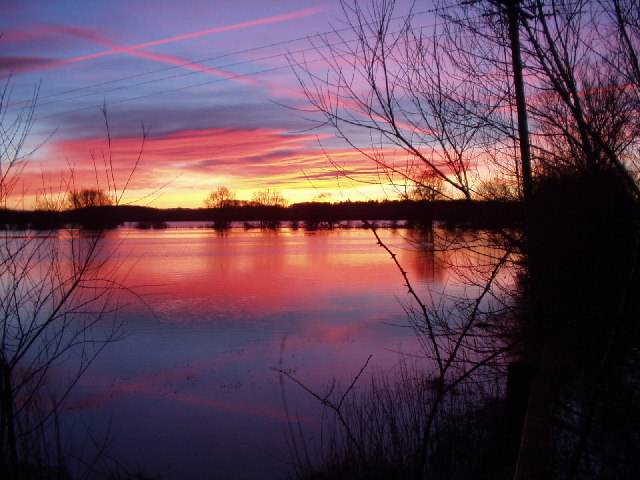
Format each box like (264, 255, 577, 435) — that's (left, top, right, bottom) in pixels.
(1, 200, 523, 230)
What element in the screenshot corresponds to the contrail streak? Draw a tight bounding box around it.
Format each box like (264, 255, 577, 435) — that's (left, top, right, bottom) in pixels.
(8, 7, 322, 76)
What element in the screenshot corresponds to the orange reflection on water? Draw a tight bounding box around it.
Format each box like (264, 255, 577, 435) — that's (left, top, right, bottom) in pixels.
(57, 225, 489, 480)
(103, 227, 448, 323)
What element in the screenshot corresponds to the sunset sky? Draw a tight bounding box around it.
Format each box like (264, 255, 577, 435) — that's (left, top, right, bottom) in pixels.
(1, 0, 427, 209)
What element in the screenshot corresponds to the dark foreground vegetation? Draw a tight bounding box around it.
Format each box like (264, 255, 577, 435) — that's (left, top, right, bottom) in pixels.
(3, 0, 639, 477)
(276, 0, 640, 478)
(278, 170, 640, 480)
(0, 199, 523, 231)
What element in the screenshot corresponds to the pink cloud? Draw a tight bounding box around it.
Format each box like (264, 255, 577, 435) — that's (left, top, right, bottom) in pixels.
(0, 56, 51, 72)
(0, 30, 42, 43)
(106, 47, 262, 86)
(16, 126, 406, 206)
(9, 23, 256, 86)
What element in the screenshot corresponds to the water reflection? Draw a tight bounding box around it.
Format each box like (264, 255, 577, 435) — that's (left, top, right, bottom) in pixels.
(56, 226, 462, 480)
(403, 228, 446, 283)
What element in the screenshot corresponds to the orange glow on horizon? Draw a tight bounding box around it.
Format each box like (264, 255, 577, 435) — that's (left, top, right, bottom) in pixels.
(16, 126, 413, 209)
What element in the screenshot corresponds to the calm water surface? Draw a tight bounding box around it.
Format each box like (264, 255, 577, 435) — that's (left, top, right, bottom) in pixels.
(59, 224, 457, 479)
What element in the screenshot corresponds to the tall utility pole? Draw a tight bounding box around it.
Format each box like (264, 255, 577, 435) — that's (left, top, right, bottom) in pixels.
(503, 0, 533, 205)
(502, 3, 553, 480)
(494, 2, 549, 480)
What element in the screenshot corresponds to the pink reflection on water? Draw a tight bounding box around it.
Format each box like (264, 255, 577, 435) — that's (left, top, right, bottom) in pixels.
(98, 227, 449, 321)
(65, 359, 318, 426)
(57, 226, 465, 479)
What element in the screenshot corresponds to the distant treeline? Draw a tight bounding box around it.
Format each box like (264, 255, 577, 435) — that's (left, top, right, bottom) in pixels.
(1, 200, 523, 230)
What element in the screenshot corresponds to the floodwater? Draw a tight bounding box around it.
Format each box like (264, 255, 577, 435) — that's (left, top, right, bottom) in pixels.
(54, 223, 484, 479)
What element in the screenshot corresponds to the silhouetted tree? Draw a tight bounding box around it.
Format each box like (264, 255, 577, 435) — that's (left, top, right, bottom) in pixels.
(286, 1, 640, 479)
(1, 85, 144, 479)
(475, 177, 518, 201)
(33, 193, 63, 212)
(403, 173, 448, 202)
(310, 192, 334, 203)
(289, 0, 496, 200)
(203, 186, 237, 208)
(251, 188, 288, 207)
(65, 188, 113, 209)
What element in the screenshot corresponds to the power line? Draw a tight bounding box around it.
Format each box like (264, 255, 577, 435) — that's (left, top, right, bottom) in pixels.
(34, 42, 344, 109)
(35, 0, 587, 121)
(19, 0, 597, 113)
(34, 30, 323, 102)
(28, 9, 444, 116)
(33, 7, 441, 101)
(35, 64, 292, 120)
